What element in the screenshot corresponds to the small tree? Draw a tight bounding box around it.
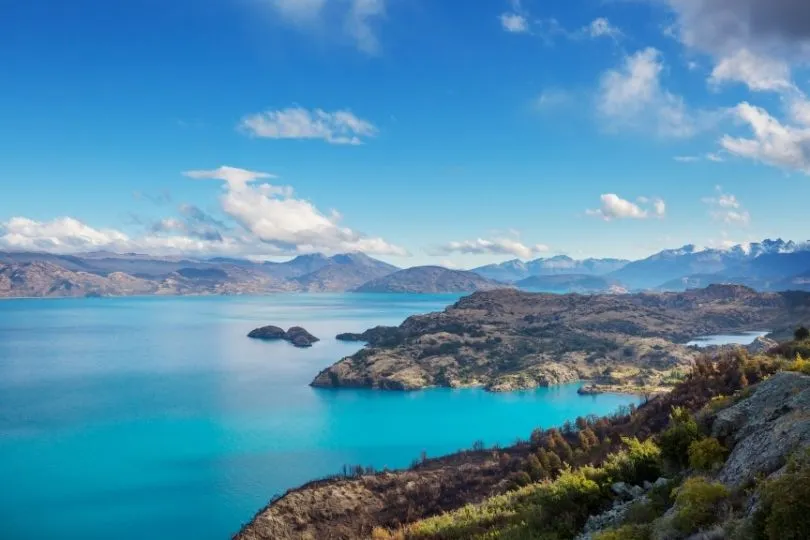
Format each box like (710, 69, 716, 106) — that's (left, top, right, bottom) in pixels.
(795, 326, 810, 342)
(659, 407, 701, 469)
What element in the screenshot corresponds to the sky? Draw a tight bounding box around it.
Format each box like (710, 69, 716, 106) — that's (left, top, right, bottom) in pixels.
(2, 0, 810, 268)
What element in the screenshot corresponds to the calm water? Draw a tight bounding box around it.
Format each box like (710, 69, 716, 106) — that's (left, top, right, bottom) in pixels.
(0, 294, 640, 540)
(686, 331, 770, 347)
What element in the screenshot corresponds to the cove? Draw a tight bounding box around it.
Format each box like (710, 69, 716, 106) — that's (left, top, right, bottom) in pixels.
(0, 294, 640, 540)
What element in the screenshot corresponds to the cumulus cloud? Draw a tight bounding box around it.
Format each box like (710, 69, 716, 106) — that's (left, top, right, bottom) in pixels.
(720, 102, 810, 174)
(709, 49, 794, 93)
(182, 166, 406, 256)
(269, 0, 386, 53)
(431, 238, 549, 259)
(239, 107, 377, 145)
(587, 194, 666, 221)
(585, 17, 622, 39)
(500, 13, 528, 33)
(0, 166, 406, 258)
(702, 186, 751, 226)
(598, 48, 697, 138)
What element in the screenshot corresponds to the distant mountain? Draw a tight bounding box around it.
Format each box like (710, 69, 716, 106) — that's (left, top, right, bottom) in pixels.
(292, 253, 398, 292)
(473, 256, 628, 282)
(609, 239, 809, 290)
(354, 266, 507, 293)
(515, 274, 621, 294)
(259, 253, 332, 280)
(0, 261, 155, 297)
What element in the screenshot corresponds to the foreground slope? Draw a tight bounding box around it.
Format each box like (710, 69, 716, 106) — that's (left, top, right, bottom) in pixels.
(312, 285, 810, 392)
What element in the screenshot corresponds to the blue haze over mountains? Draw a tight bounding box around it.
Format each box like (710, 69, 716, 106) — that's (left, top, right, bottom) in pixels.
(2, 238, 810, 296)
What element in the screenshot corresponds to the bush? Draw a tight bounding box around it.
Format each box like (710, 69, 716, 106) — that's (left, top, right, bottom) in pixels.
(603, 438, 662, 486)
(671, 477, 729, 535)
(528, 467, 607, 538)
(795, 326, 810, 341)
(593, 524, 652, 540)
(688, 438, 728, 471)
(755, 449, 810, 540)
(659, 407, 701, 469)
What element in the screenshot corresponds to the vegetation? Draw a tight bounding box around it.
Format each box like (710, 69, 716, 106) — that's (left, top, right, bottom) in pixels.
(755, 449, 810, 540)
(659, 407, 701, 468)
(670, 477, 730, 535)
(795, 326, 810, 342)
(688, 438, 727, 471)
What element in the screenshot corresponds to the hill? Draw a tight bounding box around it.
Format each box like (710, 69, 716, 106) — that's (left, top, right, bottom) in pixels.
(292, 253, 398, 292)
(312, 285, 810, 393)
(474, 256, 629, 282)
(353, 266, 506, 293)
(516, 273, 620, 293)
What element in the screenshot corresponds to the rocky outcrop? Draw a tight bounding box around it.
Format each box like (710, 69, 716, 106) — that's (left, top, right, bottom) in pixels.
(314, 286, 810, 393)
(746, 335, 778, 354)
(712, 371, 810, 487)
(248, 326, 320, 348)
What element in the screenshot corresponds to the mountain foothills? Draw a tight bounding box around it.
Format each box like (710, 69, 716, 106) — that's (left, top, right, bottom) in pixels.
(2, 238, 810, 297)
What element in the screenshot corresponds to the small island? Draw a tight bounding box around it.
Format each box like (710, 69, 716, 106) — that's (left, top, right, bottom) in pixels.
(248, 325, 320, 348)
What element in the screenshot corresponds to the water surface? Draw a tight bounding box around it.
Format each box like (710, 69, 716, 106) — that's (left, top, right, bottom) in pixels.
(686, 331, 770, 348)
(0, 294, 640, 539)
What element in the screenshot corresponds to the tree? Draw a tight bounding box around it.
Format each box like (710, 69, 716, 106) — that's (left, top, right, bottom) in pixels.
(795, 326, 810, 342)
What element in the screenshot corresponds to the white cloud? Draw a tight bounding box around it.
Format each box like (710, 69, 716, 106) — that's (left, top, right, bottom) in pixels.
(500, 13, 528, 33)
(598, 48, 696, 138)
(587, 194, 666, 221)
(702, 186, 751, 225)
(720, 102, 810, 174)
(346, 0, 386, 54)
(0, 167, 406, 258)
(239, 107, 377, 145)
(182, 166, 406, 256)
(674, 156, 700, 163)
(709, 49, 794, 92)
(674, 153, 725, 163)
(586, 17, 622, 39)
(268, 0, 386, 53)
(432, 238, 549, 259)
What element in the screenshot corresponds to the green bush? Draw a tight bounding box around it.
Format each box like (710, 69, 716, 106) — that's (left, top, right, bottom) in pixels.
(593, 524, 652, 540)
(603, 437, 662, 486)
(526, 466, 608, 538)
(755, 449, 810, 540)
(795, 326, 810, 341)
(659, 407, 701, 469)
(623, 479, 677, 526)
(671, 477, 729, 535)
(688, 438, 728, 471)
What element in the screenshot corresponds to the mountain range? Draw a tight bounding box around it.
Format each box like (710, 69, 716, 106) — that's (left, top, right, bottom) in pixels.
(2, 238, 810, 297)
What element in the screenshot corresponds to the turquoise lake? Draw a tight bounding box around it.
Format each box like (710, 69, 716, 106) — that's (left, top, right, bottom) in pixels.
(0, 294, 641, 539)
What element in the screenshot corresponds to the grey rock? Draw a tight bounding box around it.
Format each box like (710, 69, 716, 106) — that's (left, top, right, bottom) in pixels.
(248, 325, 320, 348)
(712, 371, 810, 487)
(643, 480, 653, 491)
(653, 477, 670, 489)
(746, 336, 778, 354)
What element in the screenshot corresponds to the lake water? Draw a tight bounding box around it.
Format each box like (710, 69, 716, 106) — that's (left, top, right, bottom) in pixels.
(685, 331, 770, 348)
(0, 294, 640, 540)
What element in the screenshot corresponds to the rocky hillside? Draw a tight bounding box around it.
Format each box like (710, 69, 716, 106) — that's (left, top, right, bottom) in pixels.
(312, 285, 810, 393)
(239, 349, 810, 539)
(353, 266, 507, 293)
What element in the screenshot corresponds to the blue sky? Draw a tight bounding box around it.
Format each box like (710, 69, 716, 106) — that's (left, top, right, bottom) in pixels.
(2, 0, 810, 267)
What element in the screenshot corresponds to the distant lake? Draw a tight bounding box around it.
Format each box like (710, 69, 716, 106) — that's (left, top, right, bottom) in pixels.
(0, 294, 640, 540)
(686, 331, 770, 347)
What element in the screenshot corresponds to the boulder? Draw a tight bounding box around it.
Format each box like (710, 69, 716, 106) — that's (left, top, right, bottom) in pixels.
(746, 335, 778, 354)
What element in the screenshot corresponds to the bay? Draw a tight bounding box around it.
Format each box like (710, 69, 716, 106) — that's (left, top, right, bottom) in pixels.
(0, 294, 640, 539)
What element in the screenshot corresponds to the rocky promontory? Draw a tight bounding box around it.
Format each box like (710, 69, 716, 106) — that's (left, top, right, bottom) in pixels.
(312, 285, 810, 394)
(248, 325, 320, 348)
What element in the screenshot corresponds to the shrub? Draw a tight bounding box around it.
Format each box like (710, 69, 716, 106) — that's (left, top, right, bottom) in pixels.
(755, 449, 810, 540)
(623, 479, 677, 525)
(671, 477, 729, 535)
(688, 438, 728, 471)
(593, 524, 652, 540)
(527, 467, 607, 538)
(795, 326, 810, 341)
(659, 407, 701, 469)
(603, 438, 662, 486)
